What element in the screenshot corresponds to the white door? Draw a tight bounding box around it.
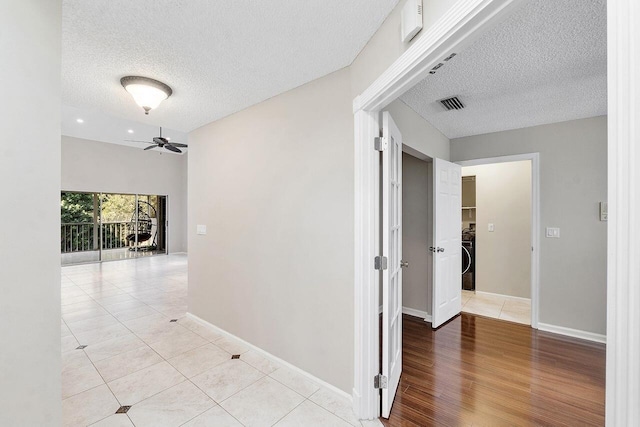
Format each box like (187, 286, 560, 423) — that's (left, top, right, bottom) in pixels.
(431, 158, 462, 328)
(381, 112, 403, 418)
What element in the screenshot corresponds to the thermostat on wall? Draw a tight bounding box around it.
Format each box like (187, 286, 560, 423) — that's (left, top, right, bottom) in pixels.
(401, 0, 423, 43)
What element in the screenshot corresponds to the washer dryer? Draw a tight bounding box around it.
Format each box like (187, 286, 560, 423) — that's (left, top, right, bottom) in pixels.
(461, 232, 475, 291)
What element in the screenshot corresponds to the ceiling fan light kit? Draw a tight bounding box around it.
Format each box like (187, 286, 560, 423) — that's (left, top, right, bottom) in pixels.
(120, 76, 172, 115)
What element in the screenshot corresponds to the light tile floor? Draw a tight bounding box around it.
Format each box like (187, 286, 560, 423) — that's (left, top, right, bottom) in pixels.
(61, 254, 379, 427)
(461, 290, 531, 325)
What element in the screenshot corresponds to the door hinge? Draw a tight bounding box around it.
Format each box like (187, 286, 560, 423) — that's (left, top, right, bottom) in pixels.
(374, 256, 388, 270)
(374, 136, 388, 152)
(374, 374, 388, 389)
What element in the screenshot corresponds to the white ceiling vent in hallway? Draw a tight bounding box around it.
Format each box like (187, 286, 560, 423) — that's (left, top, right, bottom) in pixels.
(439, 96, 465, 111)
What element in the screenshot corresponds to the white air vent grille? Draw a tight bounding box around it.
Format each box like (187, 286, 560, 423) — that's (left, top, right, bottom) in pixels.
(439, 96, 465, 111)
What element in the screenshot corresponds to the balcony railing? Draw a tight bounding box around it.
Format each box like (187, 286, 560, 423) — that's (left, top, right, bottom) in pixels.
(61, 221, 131, 253)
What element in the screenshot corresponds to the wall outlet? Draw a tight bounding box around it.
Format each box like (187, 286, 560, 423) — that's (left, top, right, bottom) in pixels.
(488, 223, 495, 232)
(196, 224, 207, 235)
(546, 227, 560, 238)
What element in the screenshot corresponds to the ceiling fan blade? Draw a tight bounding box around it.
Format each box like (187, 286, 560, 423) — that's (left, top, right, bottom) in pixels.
(164, 144, 182, 153)
(126, 139, 154, 144)
(144, 144, 157, 151)
(153, 137, 168, 144)
(169, 142, 188, 147)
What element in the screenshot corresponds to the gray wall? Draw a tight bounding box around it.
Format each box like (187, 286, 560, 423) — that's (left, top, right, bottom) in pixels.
(188, 68, 355, 392)
(62, 136, 188, 253)
(186, 0, 457, 394)
(0, 0, 62, 423)
(462, 161, 532, 298)
(402, 153, 432, 315)
(451, 116, 607, 335)
(388, 100, 450, 161)
(394, 99, 449, 317)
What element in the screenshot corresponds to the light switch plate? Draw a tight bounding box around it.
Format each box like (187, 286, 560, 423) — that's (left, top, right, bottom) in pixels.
(600, 202, 608, 221)
(196, 224, 207, 235)
(488, 223, 494, 232)
(546, 227, 560, 238)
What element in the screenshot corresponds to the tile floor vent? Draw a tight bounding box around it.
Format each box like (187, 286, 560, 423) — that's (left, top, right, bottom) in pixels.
(115, 406, 131, 414)
(439, 96, 465, 111)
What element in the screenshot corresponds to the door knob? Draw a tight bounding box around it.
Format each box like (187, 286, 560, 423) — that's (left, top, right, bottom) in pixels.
(437, 247, 445, 253)
(400, 260, 409, 268)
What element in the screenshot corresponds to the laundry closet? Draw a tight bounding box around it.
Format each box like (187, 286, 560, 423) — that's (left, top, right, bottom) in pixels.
(461, 176, 476, 291)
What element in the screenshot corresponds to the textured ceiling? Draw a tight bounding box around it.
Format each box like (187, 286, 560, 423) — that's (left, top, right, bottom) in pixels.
(62, 0, 398, 132)
(400, 0, 607, 139)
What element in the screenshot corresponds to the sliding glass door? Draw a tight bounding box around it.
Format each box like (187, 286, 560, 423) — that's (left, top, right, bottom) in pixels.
(100, 193, 137, 262)
(60, 192, 100, 264)
(61, 191, 168, 265)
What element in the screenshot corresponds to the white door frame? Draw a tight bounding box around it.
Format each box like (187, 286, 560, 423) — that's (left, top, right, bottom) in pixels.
(606, 1, 640, 425)
(456, 153, 540, 329)
(353, 0, 639, 423)
(352, 0, 527, 419)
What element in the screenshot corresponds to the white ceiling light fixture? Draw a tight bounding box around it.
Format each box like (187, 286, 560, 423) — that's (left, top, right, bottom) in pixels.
(127, 129, 134, 133)
(76, 118, 84, 123)
(120, 76, 172, 115)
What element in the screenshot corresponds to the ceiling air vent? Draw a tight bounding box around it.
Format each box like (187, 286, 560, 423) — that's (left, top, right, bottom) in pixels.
(439, 96, 464, 111)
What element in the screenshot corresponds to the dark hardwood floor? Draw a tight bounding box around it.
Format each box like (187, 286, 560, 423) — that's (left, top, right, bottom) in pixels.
(381, 313, 606, 426)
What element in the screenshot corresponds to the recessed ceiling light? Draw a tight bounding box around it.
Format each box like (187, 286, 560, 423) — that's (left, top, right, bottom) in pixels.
(76, 118, 84, 123)
(120, 76, 172, 115)
(127, 129, 134, 134)
(166, 137, 171, 140)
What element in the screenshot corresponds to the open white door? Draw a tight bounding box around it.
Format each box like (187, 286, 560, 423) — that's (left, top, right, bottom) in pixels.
(381, 112, 403, 418)
(431, 158, 462, 328)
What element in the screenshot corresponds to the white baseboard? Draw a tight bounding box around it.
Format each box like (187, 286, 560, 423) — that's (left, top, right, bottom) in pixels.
(475, 290, 531, 303)
(380, 306, 433, 322)
(402, 306, 432, 323)
(185, 312, 352, 402)
(538, 322, 606, 344)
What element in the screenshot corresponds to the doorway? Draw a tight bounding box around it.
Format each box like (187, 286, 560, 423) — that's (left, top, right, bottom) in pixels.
(457, 154, 540, 328)
(459, 159, 535, 326)
(60, 191, 168, 265)
(355, 0, 567, 419)
(348, 0, 629, 422)
(376, 110, 464, 417)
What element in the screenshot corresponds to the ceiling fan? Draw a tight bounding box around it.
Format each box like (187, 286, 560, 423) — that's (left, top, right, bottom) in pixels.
(127, 127, 188, 153)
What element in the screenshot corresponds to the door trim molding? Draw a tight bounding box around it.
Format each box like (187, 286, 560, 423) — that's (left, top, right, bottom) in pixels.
(606, 0, 640, 424)
(352, 0, 527, 419)
(353, 0, 526, 114)
(456, 153, 540, 329)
